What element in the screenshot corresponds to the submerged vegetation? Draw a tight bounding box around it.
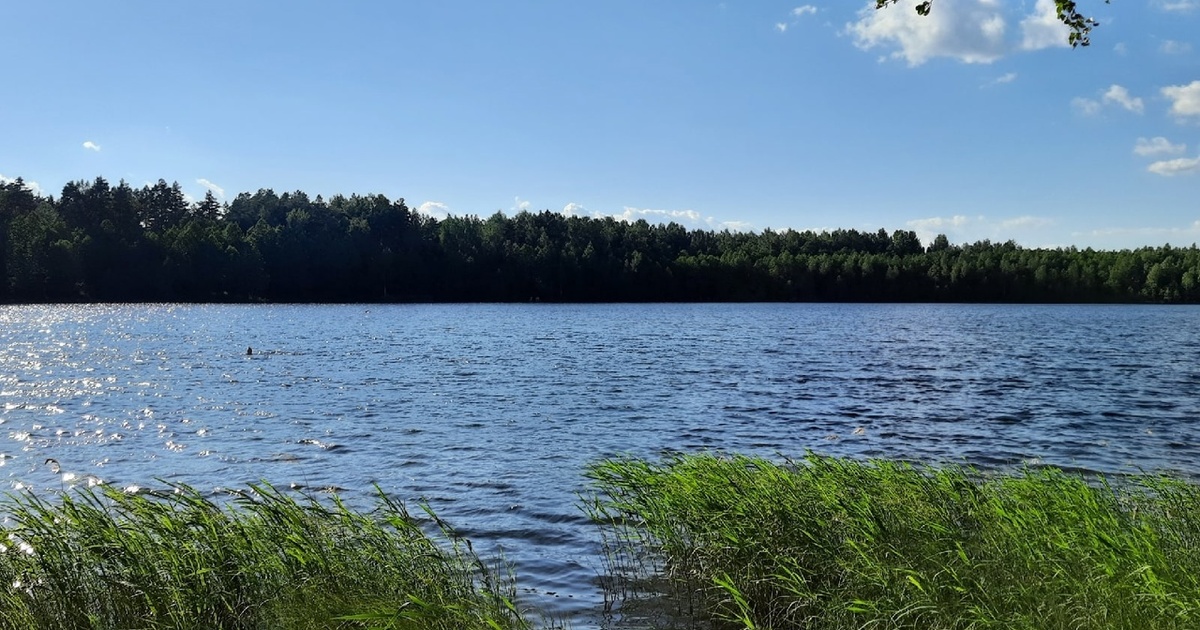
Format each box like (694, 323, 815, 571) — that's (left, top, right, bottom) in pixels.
(586, 454, 1200, 630)
(4, 176, 1200, 303)
(0, 484, 527, 630)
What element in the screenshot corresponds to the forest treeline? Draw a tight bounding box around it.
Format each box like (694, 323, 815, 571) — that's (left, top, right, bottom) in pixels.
(2, 176, 1199, 303)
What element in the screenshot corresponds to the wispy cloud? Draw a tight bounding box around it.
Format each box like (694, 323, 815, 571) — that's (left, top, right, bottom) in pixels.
(983, 72, 1018, 87)
(416, 201, 451, 219)
(614, 206, 703, 224)
(907, 213, 1055, 244)
(908, 215, 973, 231)
(1160, 40, 1193, 54)
(511, 196, 532, 213)
(1072, 84, 1144, 115)
(777, 5, 817, 33)
(1155, 0, 1199, 11)
(196, 178, 225, 199)
(1147, 155, 1200, 176)
(1134, 137, 1187, 156)
(1071, 97, 1102, 116)
(1103, 85, 1144, 114)
(1001, 215, 1054, 229)
(1078, 220, 1200, 242)
(1162, 81, 1200, 120)
(82, 140, 101, 152)
(597, 206, 752, 232)
(0, 174, 44, 196)
(716, 220, 755, 231)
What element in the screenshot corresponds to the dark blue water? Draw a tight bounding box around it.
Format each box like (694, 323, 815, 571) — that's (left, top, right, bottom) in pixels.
(2, 303, 1199, 627)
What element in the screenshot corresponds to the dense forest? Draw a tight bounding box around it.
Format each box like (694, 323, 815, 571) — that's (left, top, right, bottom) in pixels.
(2, 176, 1199, 304)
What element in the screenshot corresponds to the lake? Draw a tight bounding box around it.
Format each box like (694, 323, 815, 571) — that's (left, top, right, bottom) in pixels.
(2, 303, 1199, 627)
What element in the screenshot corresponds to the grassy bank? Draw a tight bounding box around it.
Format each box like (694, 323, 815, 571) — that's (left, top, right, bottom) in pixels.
(586, 453, 1200, 630)
(0, 484, 527, 630)
(6, 457, 1200, 630)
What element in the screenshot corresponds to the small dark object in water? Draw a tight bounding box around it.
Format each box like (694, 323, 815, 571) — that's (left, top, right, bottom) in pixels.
(246, 347, 253, 356)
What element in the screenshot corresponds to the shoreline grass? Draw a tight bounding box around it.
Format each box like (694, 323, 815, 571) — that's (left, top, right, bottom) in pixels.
(0, 483, 528, 630)
(585, 453, 1200, 630)
(5, 455, 1200, 629)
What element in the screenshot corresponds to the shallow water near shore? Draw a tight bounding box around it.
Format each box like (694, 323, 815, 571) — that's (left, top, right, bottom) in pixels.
(2, 303, 1199, 627)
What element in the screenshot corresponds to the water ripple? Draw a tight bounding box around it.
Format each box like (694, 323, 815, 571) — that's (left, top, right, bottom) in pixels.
(1, 303, 1199, 627)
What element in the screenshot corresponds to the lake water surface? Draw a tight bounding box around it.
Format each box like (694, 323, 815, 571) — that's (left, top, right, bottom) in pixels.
(2, 303, 1199, 627)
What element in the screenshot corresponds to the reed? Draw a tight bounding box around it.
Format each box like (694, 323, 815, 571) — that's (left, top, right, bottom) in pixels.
(0, 483, 528, 630)
(585, 453, 1200, 630)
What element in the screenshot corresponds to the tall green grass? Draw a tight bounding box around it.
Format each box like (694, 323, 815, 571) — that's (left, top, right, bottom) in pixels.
(0, 483, 528, 630)
(585, 453, 1200, 630)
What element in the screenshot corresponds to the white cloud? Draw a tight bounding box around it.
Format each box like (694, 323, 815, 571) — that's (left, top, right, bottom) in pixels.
(1020, 0, 1070, 51)
(0, 174, 43, 196)
(1103, 85, 1144, 114)
(1072, 84, 1143, 115)
(1156, 0, 1199, 11)
(1147, 155, 1200, 176)
(1160, 40, 1193, 55)
(1079, 221, 1200, 241)
(714, 220, 754, 232)
(848, 0, 1008, 66)
(777, 5, 818, 33)
(82, 140, 101, 152)
(417, 201, 451, 219)
(600, 206, 753, 232)
(196, 178, 225, 199)
(908, 215, 973, 232)
(1001, 215, 1054, 229)
(1162, 81, 1200, 120)
(615, 206, 703, 224)
(907, 214, 1055, 244)
(1071, 97, 1102, 115)
(984, 71, 1018, 87)
(1134, 136, 1187, 156)
(511, 196, 532, 213)
(562, 202, 586, 217)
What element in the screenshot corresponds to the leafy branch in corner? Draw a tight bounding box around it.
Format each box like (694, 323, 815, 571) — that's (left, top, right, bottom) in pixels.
(875, 0, 1106, 47)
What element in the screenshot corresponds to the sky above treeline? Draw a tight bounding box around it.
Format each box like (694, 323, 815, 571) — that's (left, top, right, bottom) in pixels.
(2, 1, 1197, 249)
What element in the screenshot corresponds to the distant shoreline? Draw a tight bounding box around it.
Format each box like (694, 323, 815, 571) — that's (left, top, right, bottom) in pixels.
(3, 177, 1198, 304)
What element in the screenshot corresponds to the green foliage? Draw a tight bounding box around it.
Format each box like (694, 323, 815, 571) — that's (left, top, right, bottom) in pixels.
(586, 453, 1200, 630)
(0, 484, 528, 630)
(2, 175, 1199, 303)
(1055, 0, 1104, 47)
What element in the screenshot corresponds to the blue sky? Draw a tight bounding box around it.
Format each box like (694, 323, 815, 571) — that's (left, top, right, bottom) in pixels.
(1, 1, 1197, 249)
